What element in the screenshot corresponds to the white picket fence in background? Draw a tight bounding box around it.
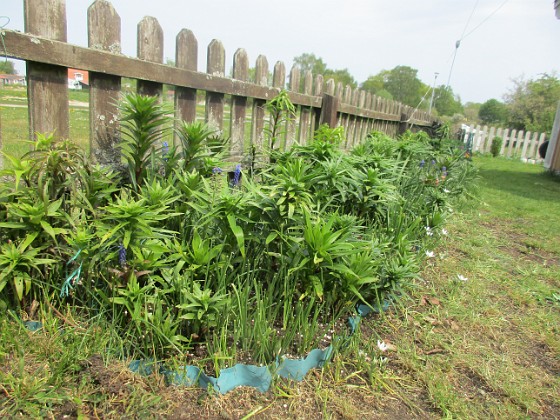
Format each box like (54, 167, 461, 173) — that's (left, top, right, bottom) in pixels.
(461, 125, 548, 162)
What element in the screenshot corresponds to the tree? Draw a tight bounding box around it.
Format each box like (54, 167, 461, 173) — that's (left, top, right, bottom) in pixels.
(292, 53, 327, 76)
(478, 99, 508, 125)
(360, 66, 427, 107)
(324, 68, 356, 89)
(433, 86, 463, 117)
(0, 60, 17, 74)
(360, 71, 390, 95)
(384, 66, 423, 107)
(463, 102, 481, 123)
(505, 73, 560, 133)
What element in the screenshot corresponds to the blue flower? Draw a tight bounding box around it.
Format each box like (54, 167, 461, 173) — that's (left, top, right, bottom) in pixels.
(162, 142, 169, 162)
(420, 159, 425, 168)
(233, 164, 242, 187)
(212, 167, 223, 175)
(118, 244, 127, 267)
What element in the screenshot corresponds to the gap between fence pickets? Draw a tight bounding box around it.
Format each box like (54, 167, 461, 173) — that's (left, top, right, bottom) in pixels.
(5, 0, 436, 165)
(461, 124, 548, 162)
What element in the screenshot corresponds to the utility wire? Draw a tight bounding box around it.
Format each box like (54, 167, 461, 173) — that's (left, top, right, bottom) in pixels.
(445, 0, 511, 90)
(463, 0, 511, 40)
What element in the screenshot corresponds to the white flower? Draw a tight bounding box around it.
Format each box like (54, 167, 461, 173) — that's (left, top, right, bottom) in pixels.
(377, 340, 388, 352)
(425, 226, 433, 236)
(441, 228, 448, 236)
(443, 188, 450, 193)
(457, 274, 468, 282)
(426, 250, 435, 258)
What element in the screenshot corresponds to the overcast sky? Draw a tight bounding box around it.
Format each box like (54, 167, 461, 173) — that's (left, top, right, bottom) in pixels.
(3, 0, 559, 104)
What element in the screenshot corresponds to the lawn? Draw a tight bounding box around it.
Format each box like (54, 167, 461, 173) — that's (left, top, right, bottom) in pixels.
(0, 153, 558, 418)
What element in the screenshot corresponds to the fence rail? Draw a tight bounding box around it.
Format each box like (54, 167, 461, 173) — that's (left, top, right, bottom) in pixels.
(460, 124, 547, 162)
(2, 0, 436, 166)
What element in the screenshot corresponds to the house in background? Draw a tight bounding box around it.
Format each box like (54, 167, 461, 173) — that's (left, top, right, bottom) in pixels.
(68, 69, 89, 90)
(0, 74, 27, 86)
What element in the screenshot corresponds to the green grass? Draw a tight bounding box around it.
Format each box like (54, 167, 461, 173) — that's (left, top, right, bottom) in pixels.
(1, 154, 558, 418)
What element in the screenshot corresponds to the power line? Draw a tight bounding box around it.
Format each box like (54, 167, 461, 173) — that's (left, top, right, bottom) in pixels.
(445, 0, 511, 90)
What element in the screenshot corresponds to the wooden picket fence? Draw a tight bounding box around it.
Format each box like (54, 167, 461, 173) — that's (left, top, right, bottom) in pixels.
(1, 0, 436, 167)
(460, 124, 548, 162)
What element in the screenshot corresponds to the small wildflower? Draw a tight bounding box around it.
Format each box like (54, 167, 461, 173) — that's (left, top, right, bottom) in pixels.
(212, 167, 223, 175)
(377, 340, 388, 352)
(425, 226, 433, 236)
(443, 188, 450, 193)
(118, 244, 127, 267)
(420, 159, 425, 168)
(162, 141, 169, 155)
(431, 159, 436, 165)
(457, 274, 468, 282)
(441, 228, 448, 236)
(426, 250, 435, 258)
(232, 164, 242, 187)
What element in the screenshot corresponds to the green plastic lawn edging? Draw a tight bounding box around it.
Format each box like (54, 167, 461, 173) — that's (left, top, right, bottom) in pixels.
(16, 299, 388, 395)
(128, 300, 389, 394)
(129, 346, 333, 394)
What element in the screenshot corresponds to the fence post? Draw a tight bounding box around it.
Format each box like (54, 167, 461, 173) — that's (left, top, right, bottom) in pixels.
(175, 29, 198, 125)
(137, 17, 164, 97)
(229, 48, 249, 161)
(399, 110, 410, 135)
(298, 70, 313, 144)
(24, 0, 69, 141)
(206, 40, 226, 132)
(88, 0, 121, 165)
(251, 55, 268, 161)
(319, 94, 339, 128)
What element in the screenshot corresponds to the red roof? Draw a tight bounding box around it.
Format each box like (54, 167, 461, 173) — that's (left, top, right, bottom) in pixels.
(68, 69, 89, 84)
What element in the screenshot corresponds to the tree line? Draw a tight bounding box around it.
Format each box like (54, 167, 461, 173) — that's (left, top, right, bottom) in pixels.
(292, 53, 559, 134)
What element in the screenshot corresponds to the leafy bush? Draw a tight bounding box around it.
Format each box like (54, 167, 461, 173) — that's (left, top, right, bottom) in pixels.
(490, 136, 503, 157)
(0, 93, 477, 366)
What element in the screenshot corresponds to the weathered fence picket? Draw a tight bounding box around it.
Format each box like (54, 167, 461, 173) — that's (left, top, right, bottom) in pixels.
(2, 0, 436, 168)
(88, 0, 121, 164)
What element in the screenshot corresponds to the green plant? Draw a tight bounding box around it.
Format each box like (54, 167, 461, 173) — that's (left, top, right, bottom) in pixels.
(0, 233, 55, 306)
(177, 281, 229, 339)
(118, 93, 171, 190)
(490, 136, 503, 157)
(266, 90, 296, 153)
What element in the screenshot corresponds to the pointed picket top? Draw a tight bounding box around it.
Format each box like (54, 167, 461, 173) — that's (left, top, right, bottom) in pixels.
(254, 55, 269, 86)
(176, 29, 198, 71)
(335, 82, 344, 100)
(303, 71, 313, 95)
(273, 61, 286, 88)
(175, 28, 198, 125)
(289, 65, 300, 92)
(325, 79, 335, 95)
(137, 16, 163, 62)
(358, 90, 366, 108)
(88, 0, 121, 53)
(25, 0, 67, 40)
(233, 48, 249, 81)
(314, 74, 323, 96)
(207, 39, 226, 77)
(343, 85, 352, 104)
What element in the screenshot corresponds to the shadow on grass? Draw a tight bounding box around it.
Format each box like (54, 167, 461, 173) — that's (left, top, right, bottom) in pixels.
(477, 159, 560, 204)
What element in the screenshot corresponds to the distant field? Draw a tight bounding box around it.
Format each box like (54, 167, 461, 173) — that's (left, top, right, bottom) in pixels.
(1, 84, 298, 164)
